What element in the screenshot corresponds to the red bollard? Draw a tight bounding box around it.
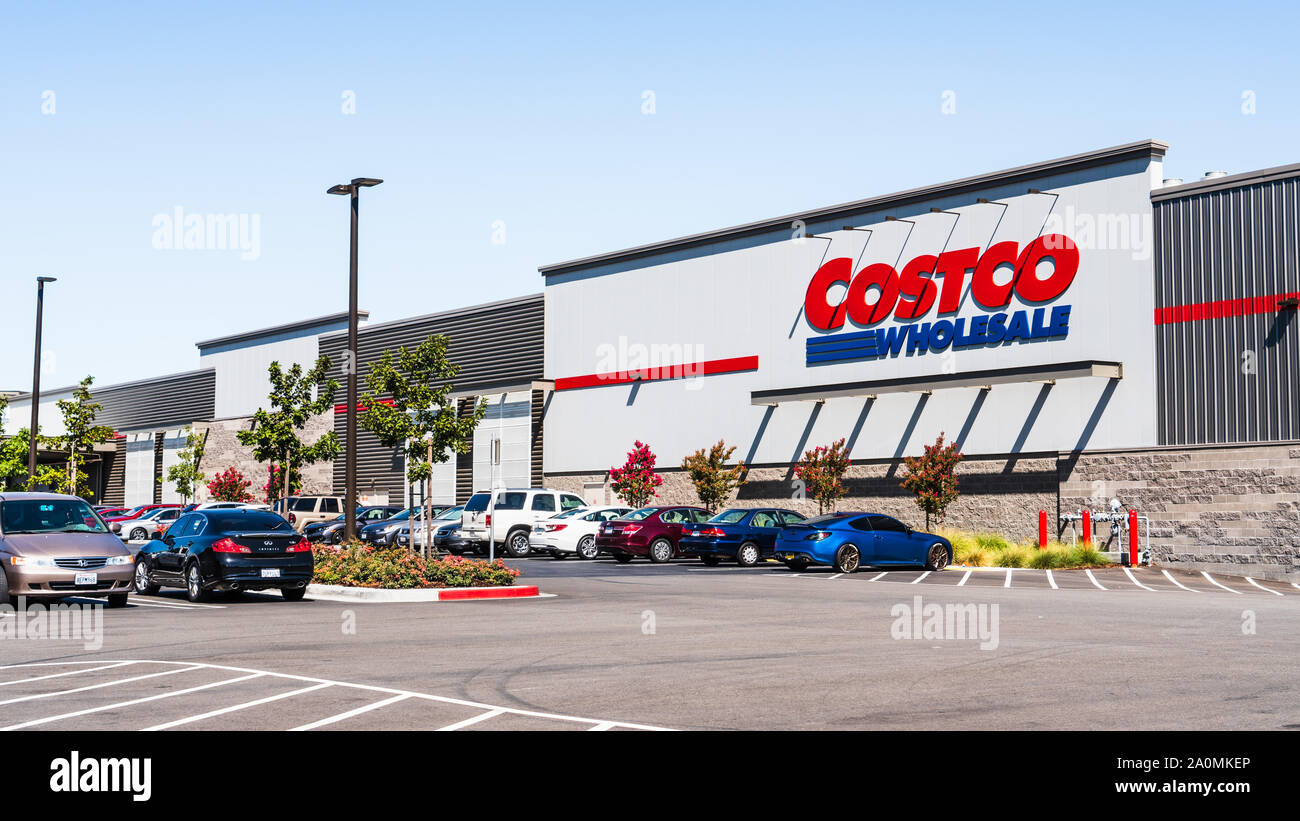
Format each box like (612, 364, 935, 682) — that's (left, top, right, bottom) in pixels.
(1038, 510, 1047, 548)
(1081, 509, 1091, 545)
(1128, 508, 1139, 566)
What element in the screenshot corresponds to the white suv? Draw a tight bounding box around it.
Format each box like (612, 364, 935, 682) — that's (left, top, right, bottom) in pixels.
(460, 488, 588, 557)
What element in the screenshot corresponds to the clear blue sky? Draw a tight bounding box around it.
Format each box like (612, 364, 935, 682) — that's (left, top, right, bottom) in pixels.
(2, 0, 1296, 391)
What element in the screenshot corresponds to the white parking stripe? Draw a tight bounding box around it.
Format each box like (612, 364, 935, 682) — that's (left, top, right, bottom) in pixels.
(144, 682, 334, 731)
(1084, 570, 1107, 591)
(1293, 583, 1300, 592)
(1202, 572, 1243, 594)
(869, 572, 887, 581)
(957, 570, 971, 586)
(911, 572, 930, 584)
(1123, 567, 1159, 592)
(290, 693, 411, 731)
(1045, 570, 1058, 590)
(129, 600, 213, 611)
(1003, 569, 1013, 588)
(1246, 578, 1284, 597)
(588, 722, 615, 731)
(0, 662, 135, 688)
(131, 597, 226, 610)
(1161, 570, 1200, 593)
(0, 665, 203, 707)
(2, 673, 265, 731)
(437, 708, 505, 731)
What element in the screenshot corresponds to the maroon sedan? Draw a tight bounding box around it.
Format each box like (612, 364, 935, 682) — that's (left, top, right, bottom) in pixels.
(105, 503, 181, 523)
(594, 505, 712, 563)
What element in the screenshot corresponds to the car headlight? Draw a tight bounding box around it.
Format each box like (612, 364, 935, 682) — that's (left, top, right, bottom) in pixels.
(384, 524, 401, 533)
(107, 555, 133, 565)
(11, 556, 54, 567)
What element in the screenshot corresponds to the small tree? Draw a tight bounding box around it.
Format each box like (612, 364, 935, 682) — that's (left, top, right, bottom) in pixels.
(38, 376, 114, 499)
(162, 427, 207, 504)
(207, 467, 253, 502)
(357, 335, 487, 555)
(609, 440, 663, 508)
(0, 428, 34, 491)
(900, 432, 963, 529)
(793, 438, 852, 515)
(681, 440, 748, 512)
(237, 357, 340, 504)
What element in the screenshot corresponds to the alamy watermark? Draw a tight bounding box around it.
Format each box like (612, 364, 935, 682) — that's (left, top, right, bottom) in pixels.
(0, 598, 104, 650)
(890, 595, 999, 650)
(593, 336, 706, 390)
(151, 206, 261, 261)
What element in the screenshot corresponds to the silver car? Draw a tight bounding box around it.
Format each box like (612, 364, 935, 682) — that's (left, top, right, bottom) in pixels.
(0, 492, 134, 607)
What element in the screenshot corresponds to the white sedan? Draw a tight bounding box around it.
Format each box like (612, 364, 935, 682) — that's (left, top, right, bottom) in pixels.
(529, 506, 631, 559)
(120, 507, 184, 542)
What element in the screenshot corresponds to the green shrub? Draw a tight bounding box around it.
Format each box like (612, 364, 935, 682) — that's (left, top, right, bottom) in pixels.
(975, 533, 1011, 552)
(312, 543, 520, 589)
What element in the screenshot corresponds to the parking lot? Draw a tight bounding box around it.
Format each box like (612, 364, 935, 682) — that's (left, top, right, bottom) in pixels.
(2, 554, 1297, 731)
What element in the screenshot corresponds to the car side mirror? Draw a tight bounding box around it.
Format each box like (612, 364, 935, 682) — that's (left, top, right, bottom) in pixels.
(109, 522, 121, 534)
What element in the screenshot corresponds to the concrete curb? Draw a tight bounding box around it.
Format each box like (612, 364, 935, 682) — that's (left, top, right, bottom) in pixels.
(305, 584, 543, 603)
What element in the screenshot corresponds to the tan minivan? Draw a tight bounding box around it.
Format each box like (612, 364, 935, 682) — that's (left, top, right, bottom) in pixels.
(0, 492, 134, 607)
(272, 496, 345, 532)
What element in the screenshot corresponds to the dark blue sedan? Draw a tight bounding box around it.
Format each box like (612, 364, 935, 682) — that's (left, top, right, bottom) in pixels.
(773, 512, 952, 573)
(678, 508, 807, 567)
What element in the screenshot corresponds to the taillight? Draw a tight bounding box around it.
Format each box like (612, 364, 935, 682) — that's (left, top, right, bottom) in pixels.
(286, 537, 312, 553)
(485, 514, 491, 527)
(807, 531, 830, 541)
(699, 527, 726, 537)
(622, 524, 642, 535)
(550, 524, 567, 532)
(212, 538, 250, 554)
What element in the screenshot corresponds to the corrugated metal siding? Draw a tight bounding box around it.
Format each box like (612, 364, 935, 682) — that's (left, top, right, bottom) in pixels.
(103, 439, 126, 506)
(530, 389, 545, 487)
(94, 370, 217, 432)
(1154, 175, 1300, 445)
(457, 398, 474, 503)
(152, 432, 163, 504)
(319, 295, 544, 498)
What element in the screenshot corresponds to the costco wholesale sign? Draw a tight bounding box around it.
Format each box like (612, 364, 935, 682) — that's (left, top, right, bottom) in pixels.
(803, 234, 1078, 365)
(542, 149, 1160, 472)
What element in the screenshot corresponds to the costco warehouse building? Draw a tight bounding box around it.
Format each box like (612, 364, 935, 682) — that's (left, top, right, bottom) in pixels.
(1, 140, 1295, 580)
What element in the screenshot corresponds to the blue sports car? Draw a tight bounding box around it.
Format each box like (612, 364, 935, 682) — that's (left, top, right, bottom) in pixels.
(678, 507, 807, 566)
(773, 512, 952, 573)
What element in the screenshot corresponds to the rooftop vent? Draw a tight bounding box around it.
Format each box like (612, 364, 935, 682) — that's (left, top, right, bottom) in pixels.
(1162, 178, 1184, 187)
(1204, 170, 1228, 179)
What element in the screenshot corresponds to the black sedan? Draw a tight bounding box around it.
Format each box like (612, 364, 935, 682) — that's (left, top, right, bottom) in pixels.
(303, 505, 402, 544)
(677, 507, 807, 566)
(133, 509, 313, 602)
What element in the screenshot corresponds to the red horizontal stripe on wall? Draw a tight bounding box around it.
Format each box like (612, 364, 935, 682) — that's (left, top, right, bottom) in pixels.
(332, 399, 395, 414)
(1154, 292, 1300, 325)
(554, 355, 759, 391)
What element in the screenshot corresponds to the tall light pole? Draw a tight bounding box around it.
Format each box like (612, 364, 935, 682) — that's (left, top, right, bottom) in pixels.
(326, 178, 382, 541)
(28, 276, 57, 479)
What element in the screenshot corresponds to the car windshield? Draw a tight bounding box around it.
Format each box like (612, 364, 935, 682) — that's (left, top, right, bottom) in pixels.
(1, 499, 108, 534)
(709, 509, 749, 524)
(553, 508, 586, 519)
(801, 513, 853, 526)
(464, 493, 490, 512)
(207, 511, 294, 533)
(623, 507, 660, 521)
(434, 506, 464, 521)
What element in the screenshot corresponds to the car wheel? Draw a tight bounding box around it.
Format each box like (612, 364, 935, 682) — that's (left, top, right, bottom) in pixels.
(447, 547, 464, 556)
(107, 593, 128, 608)
(833, 544, 861, 574)
(648, 539, 673, 564)
(0, 568, 10, 606)
(736, 542, 761, 567)
(785, 558, 809, 572)
(701, 555, 721, 567)
(576, 535, 598, 560)
(185, 563, 209, 603)
(281, 587, 306, 601)
(614, 553, 634, 564)
(133, 560, 159, 595)
(505, 529, 531, 558)
(130, 527, 147, 541)
(925, 543, 950, 571)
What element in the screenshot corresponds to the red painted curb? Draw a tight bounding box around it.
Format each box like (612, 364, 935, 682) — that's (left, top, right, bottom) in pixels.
(439, 585, 540, 601)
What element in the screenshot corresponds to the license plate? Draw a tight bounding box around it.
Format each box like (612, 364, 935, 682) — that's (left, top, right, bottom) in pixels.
(260, 568, 281, 578)
(75, 573, 97, 586)
(691, 531, 699, 536)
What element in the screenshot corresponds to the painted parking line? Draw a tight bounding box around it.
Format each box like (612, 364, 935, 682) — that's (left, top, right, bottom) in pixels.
(1084, 570, 1108, 591)
(0, 662, 135, 688)
(1246, 577, 1284, 597)
(1161, 570, 1200, 593)
(1003, 569, 1013, 588)
(868, 572, 888, 582)
(911, 572, 930, 585)
(2, 673, 265, 731)
(145, 682, 335, 731)
(588, 722, 615, 731)
(1045, 570, 1058, 590)
(1202, 572, 1244, 595)
(437, 708, 505, 731)
(290, 693, 412, 731)
(0, 661, 673, 731)
(957, 570, 971, 587)
(1123, 567, 1160, 592)
(0, 665, 200, 707)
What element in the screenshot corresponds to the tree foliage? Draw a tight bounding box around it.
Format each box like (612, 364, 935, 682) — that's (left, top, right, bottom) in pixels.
(207, 467, 253, 502)
(162, 427, 206, 503)
(681, 440, 748, 511)
(37, 377, 115, 499)
(900, 432, 963, 528)
(236, 357, 340, 503)
(357, 335, 486, 485)
(793, 438, 852, 515)
(609, 440, 663, 508)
